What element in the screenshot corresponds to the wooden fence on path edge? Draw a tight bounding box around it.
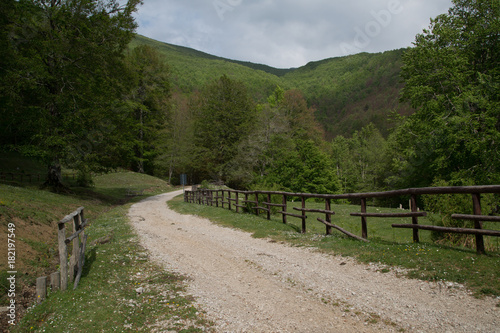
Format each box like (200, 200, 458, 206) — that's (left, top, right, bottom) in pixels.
(184, 185, 500, 255)
(36, 207, 89, 302)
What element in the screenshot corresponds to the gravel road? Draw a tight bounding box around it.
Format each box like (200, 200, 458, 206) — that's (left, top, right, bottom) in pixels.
(128, 190, 499, 332)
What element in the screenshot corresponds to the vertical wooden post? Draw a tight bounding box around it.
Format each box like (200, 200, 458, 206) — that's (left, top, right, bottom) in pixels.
(58, 223, 68, 291)
(361, 198, 368, 239)
(472, 193, 485, 254)
(221, 190, 225, 208)
(50, 272, 60, 291)
(69, 213, 81, 283)
(255, 193, 259, 217)
(245, 193, 249, 213)
(235, 191, 239, 213)
(411, 195, 420, 243)
(36, 276, 47, 303)
(325, 198, 332, 235)
(301, 196, 306, 234)
(266, 193, 271, 220)
(228, 191, 232, 211)
(283, 195, 288, 224)
(215, 190, 219, 207)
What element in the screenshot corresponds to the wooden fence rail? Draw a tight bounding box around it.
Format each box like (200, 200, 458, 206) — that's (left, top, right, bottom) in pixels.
(185, 185, 500, 254)
(36, 207, 89, 302)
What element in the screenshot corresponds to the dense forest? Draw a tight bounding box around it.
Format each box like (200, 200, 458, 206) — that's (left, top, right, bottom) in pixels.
(1, 0, 499, 198)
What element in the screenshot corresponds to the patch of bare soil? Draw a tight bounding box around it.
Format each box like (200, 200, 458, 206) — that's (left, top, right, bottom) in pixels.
(129, 191, 499, 332)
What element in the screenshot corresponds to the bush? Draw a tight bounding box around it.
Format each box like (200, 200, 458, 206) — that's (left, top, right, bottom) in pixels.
(423, 179, 497, 248)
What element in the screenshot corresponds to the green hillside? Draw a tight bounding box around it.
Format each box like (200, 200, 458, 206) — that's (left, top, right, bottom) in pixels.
(130, 35, 287, 102)
(132, 35, 413, 138)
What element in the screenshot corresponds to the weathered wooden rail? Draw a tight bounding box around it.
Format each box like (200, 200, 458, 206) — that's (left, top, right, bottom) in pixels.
(36, 207, 89, 302)
(185, 186, 500, 254)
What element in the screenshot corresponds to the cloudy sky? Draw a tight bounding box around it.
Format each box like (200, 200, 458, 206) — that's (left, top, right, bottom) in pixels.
(133, 0, 453, 69)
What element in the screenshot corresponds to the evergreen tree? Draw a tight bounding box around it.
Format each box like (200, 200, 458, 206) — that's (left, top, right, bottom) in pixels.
(2, 0, 142, 189)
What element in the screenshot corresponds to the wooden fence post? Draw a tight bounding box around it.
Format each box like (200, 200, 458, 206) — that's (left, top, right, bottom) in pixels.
(58, 223, 68, 291)
(325, 198, 332, 235)
(267, 193, 271, 220)
(235, 191, 240, 213)
(472, 193, 485, 254)
(255, 193, 259, 217)
(361, 198, 368, 239)
(301, 196, 306, 234)
(228, 191, 232, 211)
(69, 213, 81, 283)
(50, 272, 60, 291)
(411, 194, 420, 243)
(282, 194, 287, 224)
(36, 276, 47, 303)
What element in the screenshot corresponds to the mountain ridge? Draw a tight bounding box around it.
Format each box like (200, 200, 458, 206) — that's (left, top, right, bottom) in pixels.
(132, 34, 413, 138)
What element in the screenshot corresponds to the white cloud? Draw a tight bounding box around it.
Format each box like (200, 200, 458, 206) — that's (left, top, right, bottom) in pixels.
(133, 0, 453, 68)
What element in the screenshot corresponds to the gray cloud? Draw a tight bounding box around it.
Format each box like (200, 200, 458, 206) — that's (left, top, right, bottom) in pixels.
(134, 0, 453, 68)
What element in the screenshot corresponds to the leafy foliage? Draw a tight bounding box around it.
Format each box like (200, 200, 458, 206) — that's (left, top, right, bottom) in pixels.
(1, 0, 142, 188)
(397, 0, 500, 187)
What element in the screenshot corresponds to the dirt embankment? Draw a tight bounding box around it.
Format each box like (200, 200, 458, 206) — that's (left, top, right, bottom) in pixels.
(129, 191, 499, 332)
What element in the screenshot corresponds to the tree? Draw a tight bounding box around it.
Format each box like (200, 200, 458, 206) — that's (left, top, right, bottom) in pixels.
(397, 0, 500, 186)
(3, 0, 142, 189)
(192, 75, 255, 182)
(123, 44, 170, 174)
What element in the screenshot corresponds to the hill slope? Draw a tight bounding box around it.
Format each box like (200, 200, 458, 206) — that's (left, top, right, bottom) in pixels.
(132, 35, 413, 138)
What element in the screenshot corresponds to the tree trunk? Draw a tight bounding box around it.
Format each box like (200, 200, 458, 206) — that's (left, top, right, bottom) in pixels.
(43, 160, 66, 191)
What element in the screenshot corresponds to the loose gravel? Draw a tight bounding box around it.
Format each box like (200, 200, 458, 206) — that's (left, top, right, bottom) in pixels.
(129, 190, 499, 332)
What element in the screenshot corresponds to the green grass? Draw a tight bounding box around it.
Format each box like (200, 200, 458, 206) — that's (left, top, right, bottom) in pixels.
(12, 205, 213, 333)
(169, 196, 500, 299)
(0, 159, 213, 332)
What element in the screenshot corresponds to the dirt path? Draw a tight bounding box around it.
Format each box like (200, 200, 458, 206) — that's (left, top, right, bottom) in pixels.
(128, 191, 499, 332)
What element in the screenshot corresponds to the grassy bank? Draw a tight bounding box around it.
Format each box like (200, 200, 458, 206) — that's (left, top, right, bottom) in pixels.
(1, 167, 213, 332)
(168, 195, 500, 300)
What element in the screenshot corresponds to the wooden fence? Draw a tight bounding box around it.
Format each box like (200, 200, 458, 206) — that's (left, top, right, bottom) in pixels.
(36, 207, 88, 302)
(185, 185, 500, 254)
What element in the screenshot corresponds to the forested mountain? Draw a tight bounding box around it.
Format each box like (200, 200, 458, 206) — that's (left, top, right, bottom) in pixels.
(132, 35, 411, 138)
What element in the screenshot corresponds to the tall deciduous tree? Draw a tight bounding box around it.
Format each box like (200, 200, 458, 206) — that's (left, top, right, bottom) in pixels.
(3, 0, 142, 189)
(397, 0, 499, 186)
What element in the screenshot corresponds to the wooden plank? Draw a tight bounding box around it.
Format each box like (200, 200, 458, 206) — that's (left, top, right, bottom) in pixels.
(59, 207, 85, 225)
(391, 224, 500, 236)
(451, 214, 500, 222)
(317, 218, 369, 242)
(262, 202, 286, 207)
(350, 212, 427, 218)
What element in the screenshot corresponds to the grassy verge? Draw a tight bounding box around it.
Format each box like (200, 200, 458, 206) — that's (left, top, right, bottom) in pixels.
(11, 205, 213, 333)
(168, 196, 500, 299)
(1, 166, 213, 332)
